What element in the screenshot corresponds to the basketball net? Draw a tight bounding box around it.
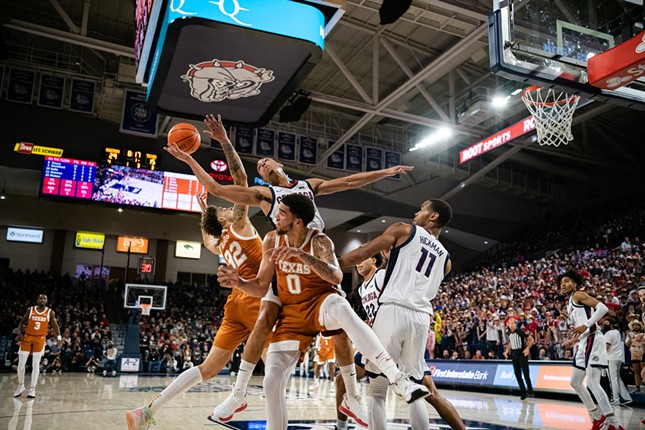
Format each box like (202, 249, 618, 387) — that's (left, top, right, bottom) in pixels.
(140, 304, 152, 316)
(522, 86, 580, 147)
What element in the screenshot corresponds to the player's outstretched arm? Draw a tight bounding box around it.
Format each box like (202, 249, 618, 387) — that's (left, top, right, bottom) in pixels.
(338, 222, 411, 268)
(270, 234, 343, 285)
(164, 143, 272, 208)
(50, 310, 62, 339)
(217, 232, 276, 297)
(197, 193, 220, 255)
(308, 165, 413, 196)
(203, 114, 247, 186)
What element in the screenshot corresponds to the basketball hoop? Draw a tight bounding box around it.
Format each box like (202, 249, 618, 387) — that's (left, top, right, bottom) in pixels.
(140, 304, 152, 316)
(521, 86, 580, 147)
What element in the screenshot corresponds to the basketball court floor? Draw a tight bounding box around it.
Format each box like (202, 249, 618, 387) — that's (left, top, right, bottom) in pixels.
(1, 373, 643, 429)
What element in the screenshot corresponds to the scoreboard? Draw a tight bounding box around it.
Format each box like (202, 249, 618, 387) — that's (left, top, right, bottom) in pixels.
(41, 157, 97, 198)
(104, 147, 158, 170)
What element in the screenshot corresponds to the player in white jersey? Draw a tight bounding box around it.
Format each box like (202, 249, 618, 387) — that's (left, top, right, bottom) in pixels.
(166, 124, 412, 424)
(559, 271, 624, 430)
(339, 200, 465, 430)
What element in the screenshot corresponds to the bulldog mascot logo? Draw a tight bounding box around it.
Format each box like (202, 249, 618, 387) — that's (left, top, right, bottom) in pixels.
(181, 59, 275, 102)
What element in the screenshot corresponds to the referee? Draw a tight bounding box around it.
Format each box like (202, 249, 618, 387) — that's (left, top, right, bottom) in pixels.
(504, 317, 535, 400)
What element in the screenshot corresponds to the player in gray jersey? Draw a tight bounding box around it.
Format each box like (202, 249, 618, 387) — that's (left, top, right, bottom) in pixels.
(559, 270, 624, 430)
(339, 200, 464, 430)
(165, 116, 413, 425)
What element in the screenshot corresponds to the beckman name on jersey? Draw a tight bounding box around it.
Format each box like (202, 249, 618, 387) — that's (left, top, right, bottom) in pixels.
(419, 235, 445, 257)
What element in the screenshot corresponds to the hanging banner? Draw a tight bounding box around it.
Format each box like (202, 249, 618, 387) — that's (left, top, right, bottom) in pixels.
(234, 127, 254, 155)
(345, 144, 363, 172)
(326, 141, 345, 171)
(256, 128, 275, 157)
(366, 147, 383, 172)
(37, 74, 65, 109)
(120, 88, 159, 138)
(69, 78, 96, 113)
(7, 68, 35, 104)
(278, 132, 296, 161)
(299, 136, 317, 165)
(384, 150, 402, 180)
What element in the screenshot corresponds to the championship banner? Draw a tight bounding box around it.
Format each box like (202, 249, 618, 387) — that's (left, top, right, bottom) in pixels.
(37, 73, 65, 109)
(14, 142, 64, 157)
(366, 147, 383, 172)
(345, 144, 363, 172)
(299, 136, 317, 165)
(256, 129, 275, 157)
(120, 88, 159, 138)
(6, 68, 35, 104)
(278, 132, 296, 161)
(384, 150, 401, 180)
(69, 78, 96, 113)
(326, 141, 345, 171)
(234, 127, 254, 155)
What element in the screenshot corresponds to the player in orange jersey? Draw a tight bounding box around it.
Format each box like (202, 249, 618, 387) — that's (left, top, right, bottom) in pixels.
(126, 114, 263, 430)
(14, 294, 61, 399)
(219, 194, 429, 430)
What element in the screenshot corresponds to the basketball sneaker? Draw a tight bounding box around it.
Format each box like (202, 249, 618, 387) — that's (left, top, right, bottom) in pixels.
(392, 375, 429, 404)
(338, 394, 368, 427)
(208, 392, 248, 422)
(590, 415, 605, 430)
(27, 387, 36, 399)
(13, 384, 25, 398)
(125, 406, 156, 430)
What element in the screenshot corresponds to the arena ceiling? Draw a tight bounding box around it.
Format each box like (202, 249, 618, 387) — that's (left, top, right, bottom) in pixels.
(2, 0, 645, 257)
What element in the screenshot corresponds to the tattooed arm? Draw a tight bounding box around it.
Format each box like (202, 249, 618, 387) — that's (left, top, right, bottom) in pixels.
(271, 234, 342, 285)
(203, 114, 255, 235)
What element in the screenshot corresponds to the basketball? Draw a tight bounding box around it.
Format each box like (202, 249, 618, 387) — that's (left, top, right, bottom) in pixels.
(168, 123, 201, 154)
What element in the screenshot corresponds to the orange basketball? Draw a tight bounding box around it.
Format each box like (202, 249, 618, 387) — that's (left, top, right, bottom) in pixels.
(168, 123, 201, 154)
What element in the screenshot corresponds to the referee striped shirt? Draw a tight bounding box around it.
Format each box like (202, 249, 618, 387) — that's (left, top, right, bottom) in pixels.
(508, 328, 529, 359)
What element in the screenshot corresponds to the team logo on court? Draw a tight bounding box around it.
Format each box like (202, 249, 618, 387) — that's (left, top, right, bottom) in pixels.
(181, 59, 275, 103)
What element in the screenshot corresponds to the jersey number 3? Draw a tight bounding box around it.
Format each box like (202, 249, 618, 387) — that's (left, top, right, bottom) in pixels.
(415, 247, 437, 278)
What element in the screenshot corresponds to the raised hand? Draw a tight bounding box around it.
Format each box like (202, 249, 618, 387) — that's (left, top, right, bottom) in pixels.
(383, 165, 413, 176)
(197, 192, 208, 212)
(203, 114, 229, 144)
(164, 143, 192, 163)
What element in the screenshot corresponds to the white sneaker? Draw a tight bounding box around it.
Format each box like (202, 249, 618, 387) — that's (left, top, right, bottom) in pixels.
(208, 392, 248, 422)
(339, 394, 368, 427)
(308, 381, 319, 391)
(13, 384, 25, 398)
(125, 406, 156, 430)
(391, 375, 429, 404)
(27, 387, 36, 398)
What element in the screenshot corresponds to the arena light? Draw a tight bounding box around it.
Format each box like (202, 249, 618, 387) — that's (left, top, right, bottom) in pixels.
(410, 127, 452, 151)
(491, 94, 510, 108)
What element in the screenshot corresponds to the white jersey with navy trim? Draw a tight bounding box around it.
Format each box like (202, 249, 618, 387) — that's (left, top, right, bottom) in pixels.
(566, 294, 598, 340)
(358, 269, 385, 323)
(268, 180, 324, 231)
(379, 225, 449, 314)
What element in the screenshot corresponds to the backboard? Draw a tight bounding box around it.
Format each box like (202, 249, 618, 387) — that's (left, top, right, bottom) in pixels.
(124, 283, 167, 310)
(489, 0, 645, 109)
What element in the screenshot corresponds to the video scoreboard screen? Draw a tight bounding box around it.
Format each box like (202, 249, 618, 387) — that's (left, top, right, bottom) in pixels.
(41, 157, 97, 199)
